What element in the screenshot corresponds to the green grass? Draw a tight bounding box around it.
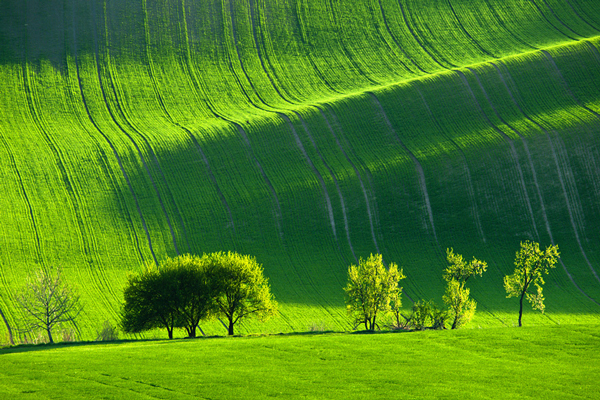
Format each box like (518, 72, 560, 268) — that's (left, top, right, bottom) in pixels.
(0, 0, 600, 340)
(1, 324, 599, 399)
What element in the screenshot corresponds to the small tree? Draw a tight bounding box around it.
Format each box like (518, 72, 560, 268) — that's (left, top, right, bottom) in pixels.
(504, 241, 560, 327)
(442, 248, 487, 329)
(205, 252, 278, 336)
(16, 267, 83, 344)
(344, 253, 405, 331)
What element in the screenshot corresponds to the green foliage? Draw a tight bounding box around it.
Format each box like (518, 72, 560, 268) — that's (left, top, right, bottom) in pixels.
(344, 254, 405, 331)
(504, 241, 560, 326)
(15, 267, 83, 344)
(442, 248, 487, 329)
(202, 252, 278, 335)
(121, 263, 181, 339)
(1, 0, 600, 339)
(406, 300, 448, 331)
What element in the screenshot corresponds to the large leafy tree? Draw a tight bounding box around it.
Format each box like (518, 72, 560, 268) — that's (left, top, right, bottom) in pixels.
(504, 241, 560, 327)
(16, 267, 83, 344)
(442, 248, 487, 329)
(121, 255, 215, 339)
(344, 253, 405, 331)
(121, 263, 180, 339)
(203, 252, 278, 336)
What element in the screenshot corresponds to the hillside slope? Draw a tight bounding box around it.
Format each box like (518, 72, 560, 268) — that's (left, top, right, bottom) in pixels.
(1, 0, 600, 338)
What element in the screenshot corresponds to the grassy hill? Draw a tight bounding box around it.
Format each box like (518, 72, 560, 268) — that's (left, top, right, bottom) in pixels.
(1, 0, 600, 340)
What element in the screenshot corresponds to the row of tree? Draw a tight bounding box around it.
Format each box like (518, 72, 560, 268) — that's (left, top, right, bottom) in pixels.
(344, 241, 560, 330)
(122, 252, 278, 338)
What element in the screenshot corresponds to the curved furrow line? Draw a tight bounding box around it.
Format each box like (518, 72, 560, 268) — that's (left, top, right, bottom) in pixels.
(139, 0, 192, 253)
(374, 0, 429, 74)
(369, 92, 439, 244)
(225, 1, 355, 247)
(289, 1, 345, 95)
(295, 112, 356, 261)
(464, 67, 540, 240)
(563, 0, 600, 32)
(481, 0, 537, 51)
(539, 0, 586, 37)
(277, 113, 337, 240)
(365, 0, 418, 76)
(317, 105, 380, 255)
(175, 0, 238, 237)
(0, 134, 43, 262)
(466, 68, 541, 239)
(529, 0, 579, 41)
(91, 0, 181, 255)
(493, 62, 600, 300)
(540, 50, 600, 281)
(397, 0, 456, 69)
(234, 123, 284, 240)
(490, 62, 554, 243)
(325, 0, 380, 87)
(99, 50, 180, 256)
(447, 0, 498, 59)
(413, 83, 486, 243)
(22, 59, 120, 317)
(247, 0, 300, 104)
(71, 31, 152, 266)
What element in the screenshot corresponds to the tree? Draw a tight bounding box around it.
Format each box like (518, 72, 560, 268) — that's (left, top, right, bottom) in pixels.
(16, 267, 83, 344)
(504, 241, 560, 327)
(203, 252, 278, 335)
(121, 255, 215, 339)
(164, 254, 214, 338)
(442, 248, 487, 329)
(121, 263, 180, 339)
(344, 253, 405, 331)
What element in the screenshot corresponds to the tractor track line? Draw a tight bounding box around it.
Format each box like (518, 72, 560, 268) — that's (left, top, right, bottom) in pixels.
(397, 0, 456, 69)
(528, 0, 579, 41)
(375, 0, 429, 74)
(85, 0, 157, 264)
(413, 83, 486, 243)
(447, 0, 498, 58)
(464, 67, 540, 240)
(457, 69, 540, 239)
(98, 19, 181, 257)
(369, 92, 439, 244)
(493, 62, 600, 304)
(366, 0, 417, 75)
(318, 104, 380, 255)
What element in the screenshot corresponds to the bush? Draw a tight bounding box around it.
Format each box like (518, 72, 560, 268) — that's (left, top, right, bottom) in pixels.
(96, 320, 119, 341)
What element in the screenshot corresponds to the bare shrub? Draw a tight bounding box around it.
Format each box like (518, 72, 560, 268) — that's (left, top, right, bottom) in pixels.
(96, 320, 119, 341)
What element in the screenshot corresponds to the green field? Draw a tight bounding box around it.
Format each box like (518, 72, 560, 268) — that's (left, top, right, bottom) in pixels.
(1, 325, 599, 399)
(1, 0, 600, 341)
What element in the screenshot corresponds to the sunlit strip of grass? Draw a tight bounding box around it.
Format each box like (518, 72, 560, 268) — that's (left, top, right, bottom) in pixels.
(1, 324, 599, 399)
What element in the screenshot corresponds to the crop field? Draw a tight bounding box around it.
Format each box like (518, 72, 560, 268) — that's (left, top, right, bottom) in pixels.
(1, 0, 600, 341)
(1, 325, 599, 399)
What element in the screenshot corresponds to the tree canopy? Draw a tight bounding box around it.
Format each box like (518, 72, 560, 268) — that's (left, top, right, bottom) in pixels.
(344, 253, 405, 331)
(504, 241, 560, 327)
(442, 248, 487, 329)
(203, 252, 278, 336)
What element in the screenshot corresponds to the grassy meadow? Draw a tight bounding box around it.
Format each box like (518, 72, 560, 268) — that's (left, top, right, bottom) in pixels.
(0, 0, 599, 341)
(1, 325, 599, 399)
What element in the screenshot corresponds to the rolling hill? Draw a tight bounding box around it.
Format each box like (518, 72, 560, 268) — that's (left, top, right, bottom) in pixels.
(1, 0, 600, 340)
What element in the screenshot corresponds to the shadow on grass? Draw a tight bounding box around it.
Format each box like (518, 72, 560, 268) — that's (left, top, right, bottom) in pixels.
(0, 328, 415, 355)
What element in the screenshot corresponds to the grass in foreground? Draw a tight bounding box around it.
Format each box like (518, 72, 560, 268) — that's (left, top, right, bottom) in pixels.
(1, 324, 598, 399)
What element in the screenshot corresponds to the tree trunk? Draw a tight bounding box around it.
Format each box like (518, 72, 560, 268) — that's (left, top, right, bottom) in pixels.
(518, 291, 525, 327)
(47, 326, 54, 344)
(188, 326, 196, 338)
(0, 307, 14, 345)
(228, 318, 234, 335)
(167, 328, 173, 339)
